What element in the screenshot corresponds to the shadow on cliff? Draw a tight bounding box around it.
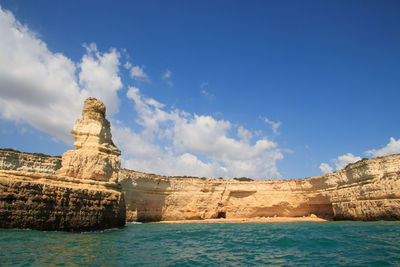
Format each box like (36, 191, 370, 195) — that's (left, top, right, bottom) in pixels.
(120, 173, 170, 222)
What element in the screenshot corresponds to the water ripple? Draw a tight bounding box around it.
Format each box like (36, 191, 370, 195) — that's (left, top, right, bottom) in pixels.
(0, 221, 399, 266)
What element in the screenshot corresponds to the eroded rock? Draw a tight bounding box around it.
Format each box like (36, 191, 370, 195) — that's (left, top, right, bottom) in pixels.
(56, 98, 121, 182)
(0, 170, 125, 231)
(0, 98, 126, 231)
(118, 154, 400, 222)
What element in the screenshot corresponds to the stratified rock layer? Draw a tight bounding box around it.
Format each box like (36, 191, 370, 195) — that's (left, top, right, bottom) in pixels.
(0, 98, 125, 231)
(0, 170, 125, 231)
(56, 97, 121, 182)
(119, 154, 400, 222)
(0, 97, 399, 225)
(0, 150, 399, 224)
(0, 149, 61, 174)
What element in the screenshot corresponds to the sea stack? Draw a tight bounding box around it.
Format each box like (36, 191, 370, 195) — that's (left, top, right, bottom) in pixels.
(0, 98, 125, 231)
(56, 98, 121, 182)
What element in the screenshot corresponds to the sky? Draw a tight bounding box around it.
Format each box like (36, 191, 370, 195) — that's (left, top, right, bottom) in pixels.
(0, 0, 399, 180)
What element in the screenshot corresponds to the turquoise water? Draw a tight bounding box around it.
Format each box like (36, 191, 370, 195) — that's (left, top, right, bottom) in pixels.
(1, 222, 399, 266)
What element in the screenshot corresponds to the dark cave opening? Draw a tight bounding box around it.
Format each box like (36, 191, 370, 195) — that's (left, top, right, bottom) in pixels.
(217, 211, 226, 219)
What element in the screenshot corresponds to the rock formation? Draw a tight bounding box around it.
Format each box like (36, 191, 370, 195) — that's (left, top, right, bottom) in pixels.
(56, 97, 121, 182)
(118, 154, 400, 222)
(0, 98, 125, 231)
(0, 98, 399, 227)
(0, 148, 61, 174)
(0, 170, 125, 231)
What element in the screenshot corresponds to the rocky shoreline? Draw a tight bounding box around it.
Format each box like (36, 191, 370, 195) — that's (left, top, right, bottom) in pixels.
(0, 170, 125, 231)
(119, 154, 400, 222)
(0, 98, 399, 231)
(154, 216, 328, 224)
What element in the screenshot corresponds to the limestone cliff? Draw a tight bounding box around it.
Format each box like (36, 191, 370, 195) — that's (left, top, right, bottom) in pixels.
(118, 154, 400, 222)
(1, 148, 398, 224)
(56, 97, 121, 182)
(0, 149, 61, 174)
(0, 98, 125, 231)
(1, 98, 399, 225)
(0, 170, 125, 231)
(320, 154, 400, 220)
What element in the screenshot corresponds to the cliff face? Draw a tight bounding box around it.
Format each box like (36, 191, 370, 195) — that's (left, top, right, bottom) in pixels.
(1, 98, 399, 225)
(56, 97, 121, 182)
(0, 98, 125, 231)
(0, 149, 61, 174)
(0, 170, 125, 231)
(118, 170, 333, 222)
(320, 154, 400, 220)
(118, 154, 400, 222)
(1, 147, 398, 224)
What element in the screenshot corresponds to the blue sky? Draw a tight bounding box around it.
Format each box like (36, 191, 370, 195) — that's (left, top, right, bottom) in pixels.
(0, 0, 399, 179)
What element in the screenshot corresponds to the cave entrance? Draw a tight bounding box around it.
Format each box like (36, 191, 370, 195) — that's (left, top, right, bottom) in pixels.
(217, 211, 226, 219)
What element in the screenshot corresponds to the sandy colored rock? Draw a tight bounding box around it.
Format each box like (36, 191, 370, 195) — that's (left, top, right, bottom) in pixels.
(1, 98, 399, 226)
(155, 217, 328, 224)
(119, 154, 400, 222)
(0, 149, 61, 174)
(0, 98, 126, 232)
(0, 170, 125, 231)
(118, 170, 334, 222)
(56, 98, 120, 182)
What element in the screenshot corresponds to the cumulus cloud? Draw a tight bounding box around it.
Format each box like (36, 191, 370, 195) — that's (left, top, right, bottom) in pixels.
(319, 137, 400, 175)
(333, 153, 361, 170)
(262, 117, 281, 135)
(238, 126, 252, 143)
(320, 153, 361, 174)
(0, 6, 284, 179)
(124, 61, 132, 69)
(0, 6, 122, 143)
(319, 163, 333, 174)
(128, 65, 150, 82)
(115, 86, 284, 179)
(365, 137, 400, 157)
(79, 43, 122, 114)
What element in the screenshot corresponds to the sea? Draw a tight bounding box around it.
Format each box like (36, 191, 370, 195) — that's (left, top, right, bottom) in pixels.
(1, 221, 399, 266)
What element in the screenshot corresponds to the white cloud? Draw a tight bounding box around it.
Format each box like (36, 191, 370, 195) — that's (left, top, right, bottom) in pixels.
(129, 65, 150, 82)
(114, 125, 223, 178)
(119, 86, 284, 179)
(0, 6, 285, 179)
(161, 69, 173, 87)
(262, 117, 281, 135)
(162, 69, 171, 79)
(319, 137, 400, 175)
(319, 163, 333, 174)
(320, 153, 361, 174)
(365, 137, 400, 157)
(79, 43, 122, 115)
(124, 61, 132, 70)
(0, 7, 122, 144)
(201, 90, 211, 96)
(238, 126, 252, 143)
(333, 153, 361, 170)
